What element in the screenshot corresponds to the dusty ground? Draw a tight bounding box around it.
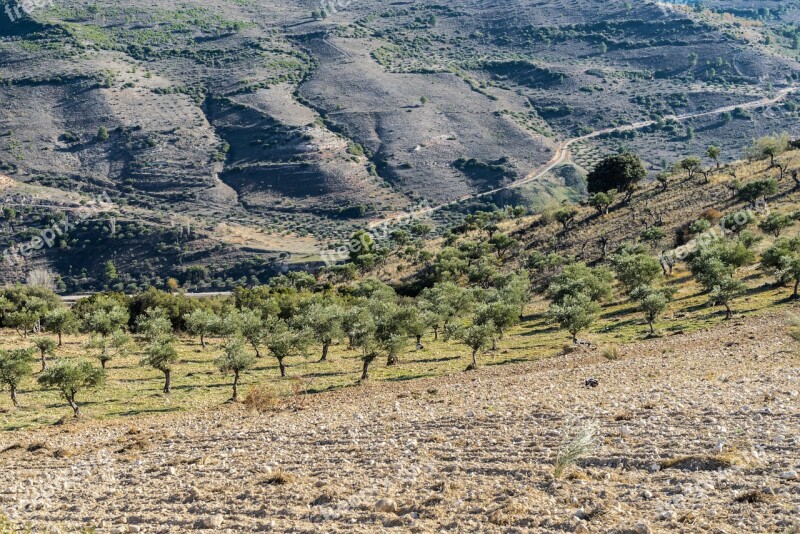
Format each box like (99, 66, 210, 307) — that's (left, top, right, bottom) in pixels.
(1, 312, 799, 533)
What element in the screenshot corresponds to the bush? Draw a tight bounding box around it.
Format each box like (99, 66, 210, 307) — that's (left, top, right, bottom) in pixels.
(738, 179, 777, 202)
(243, 386, 281, 413)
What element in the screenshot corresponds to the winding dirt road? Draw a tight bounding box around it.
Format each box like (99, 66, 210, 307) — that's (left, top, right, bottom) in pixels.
(373, 85, 798, 226)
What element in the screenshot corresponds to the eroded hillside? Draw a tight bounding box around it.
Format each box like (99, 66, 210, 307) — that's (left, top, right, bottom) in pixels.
(1, 0, 800, 291)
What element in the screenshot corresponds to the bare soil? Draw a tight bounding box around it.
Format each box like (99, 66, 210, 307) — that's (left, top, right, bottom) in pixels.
(1, 312, 798, 532)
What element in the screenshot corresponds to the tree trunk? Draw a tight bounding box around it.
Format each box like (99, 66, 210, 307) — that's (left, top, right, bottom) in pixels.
(649, 320, 655, 336)
(10, 386, 18, 408)
(433, 327, 439, 341)
(361, 359, 370, 381)
(415, 334, 422, 345)
(40, 352, 47, 372)
(387, 352, 398, 366)
(254, 344, 261, 358)
(319, 342, 330, 362)
(68, 395, 80, 418)
(572, 333, 578, 344)
(232, 370, 240, 401)
(794, 278, 799, 299)
(163, 369, 171, 394)
(491, 338, 497, 351)
(200, 334, 206, 349)
(278, 358, 286, 378)
(57, 332, 62, 347)
(100, 359, 107, 369)
(466, 349, 478, 371)
(724, 303, 732, 320)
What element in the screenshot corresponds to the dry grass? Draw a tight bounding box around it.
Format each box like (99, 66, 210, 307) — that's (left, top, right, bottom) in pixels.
(601, 345, 620, 361)
(264, 469, 295, 486)
(243, 386, 282, 413)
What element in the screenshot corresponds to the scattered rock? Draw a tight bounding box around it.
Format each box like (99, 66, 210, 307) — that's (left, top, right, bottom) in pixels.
(202, 515, 224, 529)
(375, 499, 398, 514)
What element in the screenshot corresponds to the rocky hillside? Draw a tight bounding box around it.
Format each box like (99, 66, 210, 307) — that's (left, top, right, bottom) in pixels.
(2, 0, 800, 290)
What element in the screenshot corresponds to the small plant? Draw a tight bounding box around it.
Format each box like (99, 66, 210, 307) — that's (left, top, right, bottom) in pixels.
(601, 345, 619, 361)
(554, 421, 598, 479)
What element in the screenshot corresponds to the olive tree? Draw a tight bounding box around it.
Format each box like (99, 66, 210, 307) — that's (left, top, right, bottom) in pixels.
(303, 302, 344, 362)
(706, 145, 721, 169)
(135, 307, 173, 343)
(43, 308, 78, 346)
(454, 321, 496, 371)
(32, 337, 57, 371)
(419, 282, 473, 340)
(0, 348, 33, 407)
(265, 320, 309, 378)
(215, 335, 255, 401)
(588, 190, 616, 215)
(370, 299, 411, 367)
(38, 359, 105, 417)
(88, 330, 131, 369)
(759, 213, 793, 237)
(475, 300, 521, 350)
(405, 306, 437, 347)
(547, 262, 614, 304)
(631, 286, 675, 335)
(677, 156, 703, 180)
(611, 246, 663, 295)
(183, 308, 220, 349)
(749, 133, 789, 167)
(587, 153, 647, 203)
(142, 336, 179, 393)
(81, 296, 129, 338)
(239, 308, 266, 358)
(347, 306, 379, 381)
(690, 237, 754, 318)
(547, 293, 600, 343)
(761, 236, 800, 298)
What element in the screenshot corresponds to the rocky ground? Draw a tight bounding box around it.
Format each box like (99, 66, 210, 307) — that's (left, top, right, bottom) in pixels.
(1, 313, 799, 533)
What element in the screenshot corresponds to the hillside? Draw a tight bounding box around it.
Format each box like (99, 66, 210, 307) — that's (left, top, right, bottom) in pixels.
(2, 0, 800, 290)
(0, 312, 797, 532)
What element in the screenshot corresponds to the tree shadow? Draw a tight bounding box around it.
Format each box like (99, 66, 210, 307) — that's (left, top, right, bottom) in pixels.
(409, 355, 460, 364)
(109, 407, 182, 417)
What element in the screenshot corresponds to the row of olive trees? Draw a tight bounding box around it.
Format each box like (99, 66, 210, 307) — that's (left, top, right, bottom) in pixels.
(0, 270, 533, 414)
